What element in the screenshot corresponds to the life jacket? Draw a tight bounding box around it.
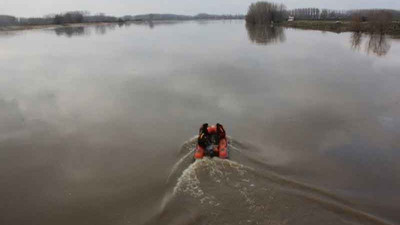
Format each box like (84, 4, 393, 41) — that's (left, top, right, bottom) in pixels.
(216, 123, 226, 139)
(198, 123, 210, 148)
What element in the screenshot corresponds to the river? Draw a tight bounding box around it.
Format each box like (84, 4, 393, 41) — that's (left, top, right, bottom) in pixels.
(0, 20, 399, 225)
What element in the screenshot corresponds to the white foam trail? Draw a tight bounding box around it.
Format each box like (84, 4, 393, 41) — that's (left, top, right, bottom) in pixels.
(173, 159, 204, 198)
(172, 159, 223, 206)
(207, 158, 258, 209)
(168, 135, 259, 209)
(166, 149, 195, 183)
(159, 189, 174, 213)
(171, 157, 257, 208)
(166, 135, 198, 183)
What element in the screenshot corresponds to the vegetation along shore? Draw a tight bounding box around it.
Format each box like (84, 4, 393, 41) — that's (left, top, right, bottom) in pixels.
(246, 1, 400, 35)
(2, 2, 400, 35)
(283, 20, 400, 35)
(0, 11, 244, 32)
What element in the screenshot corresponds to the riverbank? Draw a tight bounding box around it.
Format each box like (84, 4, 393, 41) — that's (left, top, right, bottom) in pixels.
(0, 19, 241, 32)
(0, 22, 124, 32)
(282, 20, 400, 35)
(4, 19, 400, 36)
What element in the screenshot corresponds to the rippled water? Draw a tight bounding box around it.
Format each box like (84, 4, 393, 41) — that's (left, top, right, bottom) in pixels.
(0, 20, 400, 225)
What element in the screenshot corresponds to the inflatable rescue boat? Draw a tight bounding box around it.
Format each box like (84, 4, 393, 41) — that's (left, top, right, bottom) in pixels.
(194, 123, 228, 159)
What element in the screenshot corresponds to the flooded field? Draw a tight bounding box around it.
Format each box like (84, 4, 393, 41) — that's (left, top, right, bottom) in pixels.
(1, 20, 400, 225)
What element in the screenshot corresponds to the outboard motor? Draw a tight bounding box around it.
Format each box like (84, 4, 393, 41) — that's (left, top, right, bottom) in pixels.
(206, 145, 215, 157)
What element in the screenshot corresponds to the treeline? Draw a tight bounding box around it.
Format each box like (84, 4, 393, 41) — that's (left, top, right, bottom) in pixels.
(287, 8, 400, 21)
(0, 11, 124, 27)
(246, 1, 400, 34)
(247, 3, 400, 24)
(54, 12, 124, 24)
(123, 13, 244, 21)
(288, 8, 399, 33)
(288, 8, 346, 20)
(0, 11, 244, 27)
(194, 13, 244, 20)
(350, 10, 394, 33)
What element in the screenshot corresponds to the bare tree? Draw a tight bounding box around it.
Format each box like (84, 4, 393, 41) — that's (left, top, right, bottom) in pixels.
(351, 12, 363, 32)
(246, 2, 287, 25)
(368, 10, 393, 33)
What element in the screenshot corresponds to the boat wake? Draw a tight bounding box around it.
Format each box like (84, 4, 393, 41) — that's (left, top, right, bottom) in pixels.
(147, 137, 393, 225)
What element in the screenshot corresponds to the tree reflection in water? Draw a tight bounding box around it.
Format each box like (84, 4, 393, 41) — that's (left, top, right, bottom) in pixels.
(53, 24, 123, 37)
(246, 24, 286, 45)
(351, 32, 362, 51)
(351, 32, 391, 56)
(367, 34, 391, 56)
(94, 24, 117, 35)
(54, 26, 88, 37)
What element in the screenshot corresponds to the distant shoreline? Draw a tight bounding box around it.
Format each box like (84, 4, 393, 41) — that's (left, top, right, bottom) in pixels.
(0, 22, 125, 32)
(2, 19, 400, 37)
(0, 19, 245, 32)
(0, 12, 245, 32)
(282, 20, 400, 35)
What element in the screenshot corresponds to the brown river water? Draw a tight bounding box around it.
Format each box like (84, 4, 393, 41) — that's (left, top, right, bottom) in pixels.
(0, 20, 400, 225)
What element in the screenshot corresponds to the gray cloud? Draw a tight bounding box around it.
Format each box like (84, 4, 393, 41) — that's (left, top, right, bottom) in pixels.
(1, 0, 400, 17)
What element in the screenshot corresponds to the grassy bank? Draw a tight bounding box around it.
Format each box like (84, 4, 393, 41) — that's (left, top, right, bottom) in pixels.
(282, 20, 400, 35)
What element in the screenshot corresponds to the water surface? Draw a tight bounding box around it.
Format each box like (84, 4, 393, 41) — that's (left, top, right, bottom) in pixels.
(1, 20, 400, 225)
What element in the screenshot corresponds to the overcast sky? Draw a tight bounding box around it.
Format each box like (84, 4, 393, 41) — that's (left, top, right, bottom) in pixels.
(1, 0, 400, 17)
